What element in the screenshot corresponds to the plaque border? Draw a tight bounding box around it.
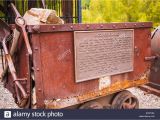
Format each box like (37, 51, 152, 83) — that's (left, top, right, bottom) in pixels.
(74, 29, 134, 83)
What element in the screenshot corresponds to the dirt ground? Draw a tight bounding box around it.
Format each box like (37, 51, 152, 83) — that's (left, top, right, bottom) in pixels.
(0, 81, 160, 109)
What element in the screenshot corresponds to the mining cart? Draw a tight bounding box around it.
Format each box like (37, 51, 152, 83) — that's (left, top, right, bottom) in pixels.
(0, 3, 160, 109)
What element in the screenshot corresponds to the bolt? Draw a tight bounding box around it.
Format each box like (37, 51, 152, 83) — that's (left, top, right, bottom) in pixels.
(134, 24, 137, 26)
(124, 24, 127, 27)
(52, 26, 55, 29)
(112, 25, 116, 28)
(100, 25, 103, 28)
(142, 23, 144, 26)
(38, 89, 42, 92)
(70, 26, 73, 29)
(86, 25, 90, 28)
(34, 48, 38, 51)
(37, 68, 40, 71)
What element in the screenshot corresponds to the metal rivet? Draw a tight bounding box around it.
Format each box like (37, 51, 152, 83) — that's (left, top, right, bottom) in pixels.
(38, 89, 42, 92)
(52, 26, 55, 29)
(37, 68, 40, 71)
(34, 48, 38, 50)
(70, 26, 73, 29)
(112, 25, 116, 28)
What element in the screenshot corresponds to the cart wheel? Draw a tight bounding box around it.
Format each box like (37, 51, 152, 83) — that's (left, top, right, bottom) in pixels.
(79, 101, 103, 109)
(111, 90, 139, 109)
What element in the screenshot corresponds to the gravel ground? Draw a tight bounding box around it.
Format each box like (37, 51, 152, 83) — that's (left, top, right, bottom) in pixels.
(128, 87, 160, 109)
(0, 82, 18, 108)
(0, 81, 159, 109)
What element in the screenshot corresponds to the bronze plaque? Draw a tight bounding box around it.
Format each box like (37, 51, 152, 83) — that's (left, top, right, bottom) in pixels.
(74, 29, 134, 82)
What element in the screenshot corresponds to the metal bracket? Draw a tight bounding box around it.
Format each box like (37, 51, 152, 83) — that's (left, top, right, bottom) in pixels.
(11, 3, 32, 55)
(2, 38, 28, 106)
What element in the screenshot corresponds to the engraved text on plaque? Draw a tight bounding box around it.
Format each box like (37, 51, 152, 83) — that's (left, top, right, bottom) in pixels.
(74, 30, 134, 82)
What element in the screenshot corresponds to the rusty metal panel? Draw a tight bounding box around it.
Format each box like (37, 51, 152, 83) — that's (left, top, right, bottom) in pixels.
(74, 30, 134, 82)
(29, 23, 152, 108)
(32, 34, 45, 108)
(35, 32, 98, 100)
(27, 22, 152, 33)
(2, 22, 152, 109)
(110, 28, 151, 86)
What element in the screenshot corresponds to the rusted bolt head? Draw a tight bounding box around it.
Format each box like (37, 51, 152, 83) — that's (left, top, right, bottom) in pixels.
(134, 46, 138, 51)
(38, 89, 42, 92)
(37, 68, 40, 71)
(34, 48, 38, 50)
(70, 26, 73, 29)
(52, 26, 55, 29)
(112, 25, 116, 28)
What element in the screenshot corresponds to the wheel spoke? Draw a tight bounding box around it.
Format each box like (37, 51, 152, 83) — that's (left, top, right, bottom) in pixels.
(122, 99, 137, 109)
(122, 103, 130, 109)
(128, 98, 132, 104)
(130, 101, 137, 108)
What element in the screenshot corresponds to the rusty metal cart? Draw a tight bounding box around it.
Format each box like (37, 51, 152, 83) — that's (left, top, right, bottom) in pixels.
(0, 4, 160, 109)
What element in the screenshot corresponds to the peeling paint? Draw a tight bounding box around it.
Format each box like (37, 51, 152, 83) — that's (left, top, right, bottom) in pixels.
(45, 72, 149, 109)
(99, 76, 111, 90)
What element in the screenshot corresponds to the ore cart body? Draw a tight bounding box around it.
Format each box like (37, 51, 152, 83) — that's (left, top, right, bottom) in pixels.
(2, 22, 153, 108)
